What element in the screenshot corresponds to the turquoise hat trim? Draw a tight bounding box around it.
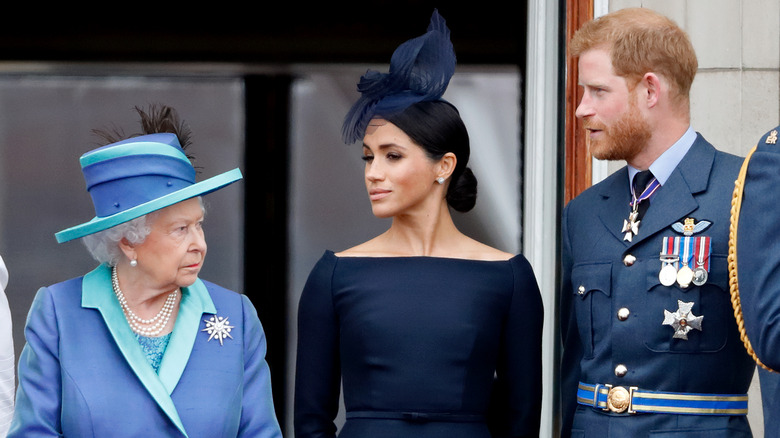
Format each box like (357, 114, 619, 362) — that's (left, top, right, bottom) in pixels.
(55, 167, 242, 244)
(80, 141, 191, 167)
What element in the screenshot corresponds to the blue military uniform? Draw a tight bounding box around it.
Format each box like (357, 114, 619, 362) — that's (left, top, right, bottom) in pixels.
(757, 368, 780, 436)
(560, 130, 757, 438)
(732, 125, 780, 437)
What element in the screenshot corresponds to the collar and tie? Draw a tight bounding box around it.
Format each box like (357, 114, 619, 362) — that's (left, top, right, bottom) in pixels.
(622, 170, 660, 241)
(632, 170, 657, 222)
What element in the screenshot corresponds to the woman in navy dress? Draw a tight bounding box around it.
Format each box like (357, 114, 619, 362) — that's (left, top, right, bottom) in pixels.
(294, 10, 543, 438)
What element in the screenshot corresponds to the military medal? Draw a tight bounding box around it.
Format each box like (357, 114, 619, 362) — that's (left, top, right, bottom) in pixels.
(692, 236, 711, 286)
(676, 236, 694, 288)
(667, 218, 713, 288)
(663, 300, 703, 340)
(659, 237, 679, 286)
(622, 210, 641, 242)
(623, 174, 660, 242)
(692, 266, 708, 286)
(659, 258, 678, 286)
(677, 266, 693, 288)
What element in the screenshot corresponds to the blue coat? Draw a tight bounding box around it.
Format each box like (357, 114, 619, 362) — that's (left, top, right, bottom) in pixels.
(9, 264, 282, 438)
(560, 135, 756, 438)
(733, 125, 780, 437)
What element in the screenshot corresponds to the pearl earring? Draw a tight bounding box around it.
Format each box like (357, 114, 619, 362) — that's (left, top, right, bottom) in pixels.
(130, 259, 138, 267)
(436, 177, 445, 184)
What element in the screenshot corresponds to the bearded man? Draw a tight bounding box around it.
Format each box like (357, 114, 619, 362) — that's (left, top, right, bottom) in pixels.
(559, 8, 756, 438)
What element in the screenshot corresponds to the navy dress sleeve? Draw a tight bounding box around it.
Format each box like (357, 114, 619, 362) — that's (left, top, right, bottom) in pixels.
(558, 204, 582, 438)
(501, 255, 543, 437)
(295, 252, 341, 438)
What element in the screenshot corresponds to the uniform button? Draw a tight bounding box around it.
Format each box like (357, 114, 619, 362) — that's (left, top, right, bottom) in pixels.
(623, 254, 636, 266)
(615, 364, 628, 377)
(617, 308, 630, 321)
(578, 285, 585, 295)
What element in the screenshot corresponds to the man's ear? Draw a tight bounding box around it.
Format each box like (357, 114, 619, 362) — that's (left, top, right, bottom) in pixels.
(640, 72, 664, 109)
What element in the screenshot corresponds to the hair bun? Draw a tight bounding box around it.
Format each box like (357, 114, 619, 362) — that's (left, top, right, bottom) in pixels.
(447, 167, 477, 212)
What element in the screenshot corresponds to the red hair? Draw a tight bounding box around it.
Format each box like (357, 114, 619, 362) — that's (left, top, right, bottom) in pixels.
(570, 8, 698, 106)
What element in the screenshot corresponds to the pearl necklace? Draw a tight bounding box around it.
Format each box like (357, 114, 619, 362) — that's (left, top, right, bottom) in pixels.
(111, 266, 178, 337)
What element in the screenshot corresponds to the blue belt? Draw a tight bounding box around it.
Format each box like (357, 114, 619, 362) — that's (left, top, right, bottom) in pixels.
(577, 382, 748, 415)
(346, 410, 485, 423)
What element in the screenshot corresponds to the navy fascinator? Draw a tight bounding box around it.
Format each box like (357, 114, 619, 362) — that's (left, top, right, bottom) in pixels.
(341, 9, 457, 144)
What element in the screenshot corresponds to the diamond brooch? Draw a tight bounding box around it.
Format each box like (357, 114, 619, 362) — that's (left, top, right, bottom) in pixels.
(202, 315, 234, 345)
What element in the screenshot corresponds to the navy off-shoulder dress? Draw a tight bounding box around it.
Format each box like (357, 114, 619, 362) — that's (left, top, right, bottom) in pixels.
(294, 251, 543, 438)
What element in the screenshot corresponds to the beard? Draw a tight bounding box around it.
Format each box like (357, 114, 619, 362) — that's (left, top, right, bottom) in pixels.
(585, 100, 652, 162)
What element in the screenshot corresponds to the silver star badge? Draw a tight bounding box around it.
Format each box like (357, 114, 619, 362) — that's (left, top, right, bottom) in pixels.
(662, 300, 703, 340)
(202, 315, 234, 345)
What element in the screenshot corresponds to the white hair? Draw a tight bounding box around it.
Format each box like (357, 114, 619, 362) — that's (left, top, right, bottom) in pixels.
(80, 197, 206, 266)
(81, 214, 153, 266)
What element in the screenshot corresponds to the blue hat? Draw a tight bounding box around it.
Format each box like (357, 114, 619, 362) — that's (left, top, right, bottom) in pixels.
(341, 9, 456, 144)
(55, 133, 242, 243)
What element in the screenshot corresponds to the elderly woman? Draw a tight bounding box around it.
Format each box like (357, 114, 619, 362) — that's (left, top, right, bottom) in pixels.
(9, 106, 282, 438)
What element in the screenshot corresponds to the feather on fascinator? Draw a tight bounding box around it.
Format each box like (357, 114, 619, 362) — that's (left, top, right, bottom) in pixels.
(341, 9, 457, 144)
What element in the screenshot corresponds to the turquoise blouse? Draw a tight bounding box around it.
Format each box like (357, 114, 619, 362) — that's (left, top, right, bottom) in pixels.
(136, 333, 173, 373)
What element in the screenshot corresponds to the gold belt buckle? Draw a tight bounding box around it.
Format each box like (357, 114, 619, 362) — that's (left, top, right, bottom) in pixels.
(605, 385, 637, 414)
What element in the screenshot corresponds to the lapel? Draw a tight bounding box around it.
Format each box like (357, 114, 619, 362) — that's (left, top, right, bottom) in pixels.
(598, 134, 715, 249)
(81, 264, 217, 438)
(157, 279, 217, 393)
(597, 167, 633, 243)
